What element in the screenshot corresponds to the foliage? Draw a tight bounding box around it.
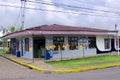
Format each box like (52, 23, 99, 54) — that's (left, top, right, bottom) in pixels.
(10, 26, 15, 33)
(0, 47, 10, 54)
(16, 26, 23, 31)
(4, 26, 23, 35)
(2, 39, 8, 47)
(0, 40, 2, 45)
(1, 26, 23, 47)
(4, 26, 15, 34)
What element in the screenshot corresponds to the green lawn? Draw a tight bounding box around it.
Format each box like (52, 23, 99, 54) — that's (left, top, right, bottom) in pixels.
(47, 55, 120, 69)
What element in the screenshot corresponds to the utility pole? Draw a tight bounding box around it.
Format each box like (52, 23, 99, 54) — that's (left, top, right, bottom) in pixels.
(115, 24, 119, 55)
(21, 0, 26, 30)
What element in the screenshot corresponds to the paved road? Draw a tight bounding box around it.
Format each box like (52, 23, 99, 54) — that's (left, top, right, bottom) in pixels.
(0, 56, 120, 80)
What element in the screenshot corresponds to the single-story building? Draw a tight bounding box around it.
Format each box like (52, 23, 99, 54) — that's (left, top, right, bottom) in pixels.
(4, 24, 119, 60)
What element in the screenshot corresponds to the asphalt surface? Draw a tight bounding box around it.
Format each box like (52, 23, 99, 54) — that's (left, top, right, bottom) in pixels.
(0, 56, 120, 80)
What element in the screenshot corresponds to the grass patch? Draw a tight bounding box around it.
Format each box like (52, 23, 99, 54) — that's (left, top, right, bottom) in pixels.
(47, 55, 120, 69)
(76, 62, 120, 69)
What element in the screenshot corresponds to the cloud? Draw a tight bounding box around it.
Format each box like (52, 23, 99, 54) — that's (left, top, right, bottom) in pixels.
(25, 0, 120, 30)
(25, 0, 83, 28)
(0, 0, 120, 31)
(105, 0, 120, 8)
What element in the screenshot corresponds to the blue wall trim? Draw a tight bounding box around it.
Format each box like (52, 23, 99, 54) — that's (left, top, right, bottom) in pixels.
(96, 47, 111, 54)
(111, 39, 116, 51)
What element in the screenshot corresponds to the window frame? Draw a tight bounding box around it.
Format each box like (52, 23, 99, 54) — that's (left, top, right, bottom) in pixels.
(53, 36, 64, 51)
(68, 36, 78, 50)
(88, 37, 96, 49)
(104, 38, 111, 50)
(25, 38, 29, 51)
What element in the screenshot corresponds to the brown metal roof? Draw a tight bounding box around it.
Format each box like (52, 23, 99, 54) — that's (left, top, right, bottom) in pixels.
(26, 24, 110, 32)
(4, 24, 117, 39)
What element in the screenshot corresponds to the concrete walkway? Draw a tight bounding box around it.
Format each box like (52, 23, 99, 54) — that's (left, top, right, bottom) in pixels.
(1, 54, 67, 70)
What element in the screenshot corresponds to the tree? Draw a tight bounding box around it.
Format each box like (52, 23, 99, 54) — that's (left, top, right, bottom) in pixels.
(10, 26, 15, 33)
(16, 26, 23, 31)
(4, 26, 23, 35)
(4, 26, 14, 34)
(2, 26, 23, 48)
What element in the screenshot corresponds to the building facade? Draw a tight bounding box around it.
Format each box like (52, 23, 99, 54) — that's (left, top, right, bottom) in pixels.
(4, 24, 118, 60)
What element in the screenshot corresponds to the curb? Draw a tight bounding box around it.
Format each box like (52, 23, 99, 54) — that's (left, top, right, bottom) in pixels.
(1, 55, 120, 73)
(52, 65, 120, 73)
(0, 55, 44, 71)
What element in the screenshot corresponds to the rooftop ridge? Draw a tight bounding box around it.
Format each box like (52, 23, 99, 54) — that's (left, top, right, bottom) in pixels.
(26, 24, 110, 32)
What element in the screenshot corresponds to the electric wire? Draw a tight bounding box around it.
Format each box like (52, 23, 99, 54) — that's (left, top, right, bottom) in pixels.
(14, 3, 22, 27)
(74, 0, 120, 12)
(0, 3, 119, 18)
(28, 0, 120, 15)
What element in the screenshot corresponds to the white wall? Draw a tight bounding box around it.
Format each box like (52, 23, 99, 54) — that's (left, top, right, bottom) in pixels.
(96, 35, 111, 51)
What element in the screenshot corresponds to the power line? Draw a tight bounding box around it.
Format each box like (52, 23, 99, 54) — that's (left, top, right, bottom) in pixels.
(74, 0, 105, 6)
(74, 0, 120, 12)
(81, 0, 105, 4)
(27, 2, 96, 14)
(0, 3, 120, 18)
(0, 3, 116, 18)
(28, 0, 120, 15)
(14, 4, 22, 27)
(27, 0, 120, 17)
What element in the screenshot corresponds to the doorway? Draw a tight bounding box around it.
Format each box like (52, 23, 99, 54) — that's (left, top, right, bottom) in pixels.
(33, 37, 45, 58)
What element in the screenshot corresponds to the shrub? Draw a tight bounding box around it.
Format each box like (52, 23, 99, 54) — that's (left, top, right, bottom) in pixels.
(0, 47, 10, 55)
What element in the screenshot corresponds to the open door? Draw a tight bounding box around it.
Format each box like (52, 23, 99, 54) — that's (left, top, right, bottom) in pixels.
(33, 37, 45, 58)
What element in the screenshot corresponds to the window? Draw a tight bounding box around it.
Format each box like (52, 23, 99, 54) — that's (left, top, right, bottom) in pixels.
(104, 39, 110, 49)
(53, 36, 64, 50)
(25, 38, 29, 51)
(68, 37, 78, 50)
(88, 37, 96, 48)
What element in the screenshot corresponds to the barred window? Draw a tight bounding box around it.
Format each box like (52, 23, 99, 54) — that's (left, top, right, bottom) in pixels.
(53, 36, 64, 51)
(68, 37, 78, 50)
(88, 37, 96, 48)
(104, 39, 110, 49)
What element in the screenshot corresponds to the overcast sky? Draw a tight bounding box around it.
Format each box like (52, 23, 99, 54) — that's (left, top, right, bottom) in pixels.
(0, 0, 120, 34)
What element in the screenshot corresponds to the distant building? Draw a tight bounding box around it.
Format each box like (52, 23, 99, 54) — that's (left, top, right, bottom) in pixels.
(4, 24, 118, 60)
